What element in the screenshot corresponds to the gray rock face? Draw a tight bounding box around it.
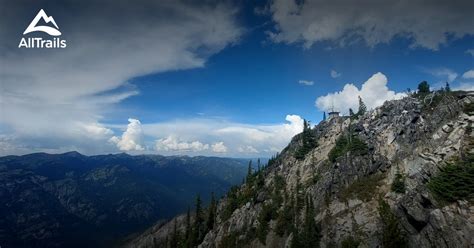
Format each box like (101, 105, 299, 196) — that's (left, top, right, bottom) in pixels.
(127, 92, 474, 248)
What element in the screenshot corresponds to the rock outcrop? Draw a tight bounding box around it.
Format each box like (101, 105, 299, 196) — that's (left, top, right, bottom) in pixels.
(127, 91, 473, 248)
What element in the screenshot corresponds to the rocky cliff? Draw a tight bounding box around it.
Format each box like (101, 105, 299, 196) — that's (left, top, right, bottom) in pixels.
(126, 90, 473, 248)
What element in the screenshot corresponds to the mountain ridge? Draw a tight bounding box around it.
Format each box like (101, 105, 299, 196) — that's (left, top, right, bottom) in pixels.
(126, 90, 473, 248)
(0, 152, 254, 247)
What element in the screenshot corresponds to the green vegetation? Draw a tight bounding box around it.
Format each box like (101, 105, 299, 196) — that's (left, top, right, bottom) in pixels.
(206, 193, 217, 231)
(295, 120, 318, 160)
(190, 195, 204, 246)
(427, 156, 474, 204)
(307, 173, 321, 186)
(391, 170, 406, 194)
(290, 196, 320, 248)
(275, 195, 295, 236)
(166, 194, 220, 248)
(341, 236, 360, 248)
(378, 199, 407, 248)
(417, 81, 430, 94)
(222, 161, 268, 221)
(256, 203, 278, 244)
(357, 96, 366, 116)
(328, 134, 368, 162)
(219, 232, 238, 248)
(170, 219, 180, 248)
(444, 82, 451, 92)
(339, 174, 383, 202)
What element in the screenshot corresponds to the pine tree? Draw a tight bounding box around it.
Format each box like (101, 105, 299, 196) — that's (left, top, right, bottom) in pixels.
(184, 207, 191, 248)
(191, 195, 204, 246)
(417, 81, 430, 94)
(246, 160, 253, 183)
(295, 119, 317, 160)
(349, 108, 354, 116)
(445, 82, 451, 92)
(206, 192, 217, 231)
(357, 96, 366, 116)
(257, 158, 261, 172)
(323, 112, 326, 121)
(170, 218, 179, 248)
(301, 196, 319, 248)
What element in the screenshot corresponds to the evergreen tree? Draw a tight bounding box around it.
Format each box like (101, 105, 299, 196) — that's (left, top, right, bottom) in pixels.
(323, 112, 326, 121)
(391, 169, 406, 194)
(445, 82, 451, 92)
(206, 192, 217, 231)
(295, 119, 317, 160)
(349, 108, 354, 117)
(246, 160, 253, 183)
(357, 96, 366, 116)
(170, 218, 179, 248)
(378, 199, 407, 248)
(184, 206, 191, 248)
(191, 195, 204, 246)
(301, 196, 319, 248)
(417, 81, 430, 94)
(257, 158, 261, 172)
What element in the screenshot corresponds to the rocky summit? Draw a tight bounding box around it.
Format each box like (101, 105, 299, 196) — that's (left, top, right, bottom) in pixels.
(125, 90, 473, 248)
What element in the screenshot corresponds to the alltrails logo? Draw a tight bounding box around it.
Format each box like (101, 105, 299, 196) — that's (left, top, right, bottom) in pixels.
(18, 9, 67, 48)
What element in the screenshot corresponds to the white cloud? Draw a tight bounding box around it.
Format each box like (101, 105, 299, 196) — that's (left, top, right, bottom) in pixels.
(298, 80, 314, 86)
(466, 49, 474, 56)
(110, 118, 145, 151)
(211, 142, 228, 153)
(462, 69, 474, 79)
(426, 67, 458, 82)
(141, 114, 304, 157)
(267, 0, 474, 50)
(452, 82, 474, 91)
(315, 72, 405, 113)
(0, 1, 242, 155)
(155, 136, 209, 152)
(238, 145, 259, 153)
(330, 70, 341, 78)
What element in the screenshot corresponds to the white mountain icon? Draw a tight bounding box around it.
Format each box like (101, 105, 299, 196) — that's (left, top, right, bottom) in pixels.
(23, 9, 61, 36)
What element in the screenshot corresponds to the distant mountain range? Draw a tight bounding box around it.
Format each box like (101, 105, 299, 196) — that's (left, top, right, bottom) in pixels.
(0, 152, 254, 247)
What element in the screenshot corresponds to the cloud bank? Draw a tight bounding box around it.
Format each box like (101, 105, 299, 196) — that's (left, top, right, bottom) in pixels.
(0, 0, 242, 155)
(315, 72, 405, 113)
(140, 114, 304, 157)
(267, 0, 474, 49)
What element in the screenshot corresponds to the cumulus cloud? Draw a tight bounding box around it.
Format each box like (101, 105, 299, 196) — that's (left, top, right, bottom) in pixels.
(298, 80, 314, 86)
(466, 49, 474, 56)
(211, 142, 228, 153)
(462, 69, 474, 79)
(315, 72, 405, 113)
(0, 0, 241, 155)
(267, 0, 474, 50)
(238, 146, 259, 153)
(330, 70, 341, 78)
(141, 114, 304, 157)
(109, 119, 145, 151)
(155, 136, 210, 152)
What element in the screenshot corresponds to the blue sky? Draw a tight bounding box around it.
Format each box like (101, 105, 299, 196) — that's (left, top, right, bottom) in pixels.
(0, 0, 473, 157)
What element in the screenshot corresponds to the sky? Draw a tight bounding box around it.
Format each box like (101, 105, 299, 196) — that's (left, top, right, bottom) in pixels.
(0, 0, 473, 157)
